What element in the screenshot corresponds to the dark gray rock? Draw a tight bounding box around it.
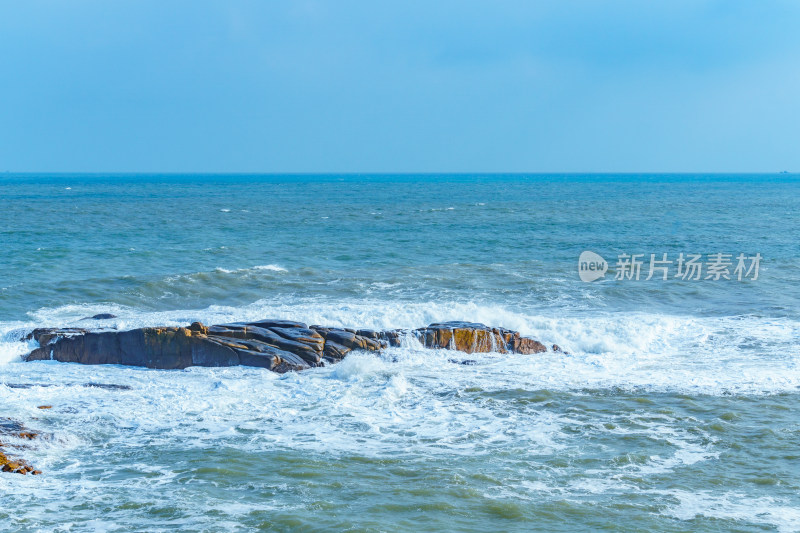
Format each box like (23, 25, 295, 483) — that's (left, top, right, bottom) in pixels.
(323, 340, 351, 361)
(21, 319, 551, 372)
(244, 326, 321, 364)
(268, 327, 324, 349)
(80, 313, 117, 320)
(248, 319, 308, 330)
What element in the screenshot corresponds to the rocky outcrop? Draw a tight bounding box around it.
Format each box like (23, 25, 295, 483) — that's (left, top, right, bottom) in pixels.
(23, 320, 549, 372)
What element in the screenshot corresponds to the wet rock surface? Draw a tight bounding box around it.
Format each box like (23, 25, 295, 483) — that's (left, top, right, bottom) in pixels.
(81, 313, 118, 320)
(412, 321, 547, 354)
(0, 419, 42, 475)
(22, 320, 550, 371)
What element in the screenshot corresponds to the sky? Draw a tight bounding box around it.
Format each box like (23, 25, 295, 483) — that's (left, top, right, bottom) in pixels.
(1, 0, 799, 173)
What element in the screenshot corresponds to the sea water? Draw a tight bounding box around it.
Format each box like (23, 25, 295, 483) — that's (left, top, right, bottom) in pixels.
(1, 174, 799, 531)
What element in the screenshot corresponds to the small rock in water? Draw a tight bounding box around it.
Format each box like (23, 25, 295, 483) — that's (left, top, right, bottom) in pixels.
(448, 359, 478, 366)
(83, 383, 132, 390)
(80, 313, 117, 320)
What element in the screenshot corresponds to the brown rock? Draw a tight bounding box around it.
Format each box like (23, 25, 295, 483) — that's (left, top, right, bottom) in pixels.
(0, 419, 41, 475)
(189, 322, 208, 334)
(0, 450, 41, 475)
(415, 322, 508, 353)
(514, 336, 547, 355)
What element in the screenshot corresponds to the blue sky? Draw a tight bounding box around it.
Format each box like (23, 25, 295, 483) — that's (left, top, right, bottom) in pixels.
(1, 1, 799, 172)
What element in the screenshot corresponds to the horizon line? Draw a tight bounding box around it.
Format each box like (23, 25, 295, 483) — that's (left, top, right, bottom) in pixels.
(0, 171, 796, 176)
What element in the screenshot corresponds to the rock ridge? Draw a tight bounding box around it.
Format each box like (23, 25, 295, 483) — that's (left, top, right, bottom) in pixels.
(23, 320, 551, 372)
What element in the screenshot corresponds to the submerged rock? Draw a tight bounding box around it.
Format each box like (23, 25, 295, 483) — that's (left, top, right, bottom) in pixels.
(0, 451, 39, 475)
(0, 419, 42, 475)
(3, 382, 131, 390)
(22, 320, 550, 372)
(81, 313, 118, 320)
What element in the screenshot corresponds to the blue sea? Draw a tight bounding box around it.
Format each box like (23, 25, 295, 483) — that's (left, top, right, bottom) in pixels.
(1, 174, 799, 532)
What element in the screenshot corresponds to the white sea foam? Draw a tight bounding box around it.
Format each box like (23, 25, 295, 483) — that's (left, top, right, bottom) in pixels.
(0, 330, 34, 365)
(0, 345, 733, 528)
(4, 299, 800, 395)
(213, 264, 288, 274)
(1, 303, 798, 531)
(663, 490, 800, 533)
(252, 264, 287, 272)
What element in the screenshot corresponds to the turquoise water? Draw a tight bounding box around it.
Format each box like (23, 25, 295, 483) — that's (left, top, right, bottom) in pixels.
(1, 174, 800, 531)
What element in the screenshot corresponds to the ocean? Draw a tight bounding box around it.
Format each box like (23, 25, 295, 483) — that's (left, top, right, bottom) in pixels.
(1, 173, 799, 531)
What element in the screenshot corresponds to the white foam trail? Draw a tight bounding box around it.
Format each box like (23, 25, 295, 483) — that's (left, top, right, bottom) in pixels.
(252, 264, 287, 272)
(1, 308, 798, 531)
(213, 265, 287, 274)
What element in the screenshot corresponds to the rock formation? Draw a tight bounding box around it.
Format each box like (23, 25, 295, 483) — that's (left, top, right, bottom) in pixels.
(23, 320, 549, 372)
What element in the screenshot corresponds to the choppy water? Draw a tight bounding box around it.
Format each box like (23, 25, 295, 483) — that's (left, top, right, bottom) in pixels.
(1, 174, 799, 532)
